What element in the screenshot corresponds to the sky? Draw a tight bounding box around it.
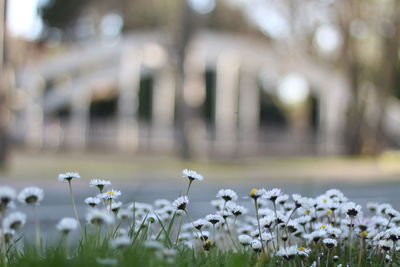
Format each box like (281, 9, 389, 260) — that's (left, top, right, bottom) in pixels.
(6, 0, 340, 54)
(7, 0, 42, 40)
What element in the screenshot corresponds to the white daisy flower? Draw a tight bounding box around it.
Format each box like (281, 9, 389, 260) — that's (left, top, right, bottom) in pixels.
(258, 207, 274, 217)
(101, 189, 122, 200)
(250, 188, 266, 200)
(304, 229, 326, 243)
(384, 227, 400, 241)
(172, 196, 189, 211)
(297, 247, 311, 257)
(326, 226, 342, 238)
(276, 245, 298, 260)
(385, 254, 392, 264)
(316, 195, 332, 209)
(277, 194, 289, 205)
(144, 240, 164, 250)
(196, 231, 208, 241)
(159, 248, 177, 264)
(58, 172, 80, 182)
(205, 214, 223, 225)
(90, 179, 111, 192)
(379, 239, 394, 251)
(274, 211, 289, 225)
(182, 169, 203, 181)
(117, 209, 132, 220)
(115, 228, 129, 238)
(3, 212, 26, 230)
(216, 189, 238, 202)
(342, 202, 362, 218)
(287, 221, 300, 233)
(377, 203, 393, 215)
(153, 199, 171, 209)
(210, 199, 225, 211)
(193, 218, 208, 230)
(292, 194, 308, 208)
(295, 215, 312, 226)
(86, 209, 114, 225)
(325, 189, 345, 200)
(178, 232, 192, 242)
(227, 203, 247, 216)
(158, 206, 175, 217)
(385, 207, 400, 218)
(3, 229, 15, 243)
(129, 202, 153, 213)
(110, 236, 131, 249)
(238, 235, 252, 246)
(85, 197, 101, 207)
(250, 229, 262, 238)
(284, 202, 296, 212)
(0, 186, 16, 209)
(367, 202, 379, 213)
(261, 232, 274, 242)
(18, 187, 44, 205)
(111, 201, 123, 213)
(323, 238, 337, 248)
(260, 215, 274, 229)
(220, 210, 232, 219)
(56, 217, 78, 234)
(263, 188, 282, 202)
(250, 239, 262, 252)
(237, 225, 253, 235)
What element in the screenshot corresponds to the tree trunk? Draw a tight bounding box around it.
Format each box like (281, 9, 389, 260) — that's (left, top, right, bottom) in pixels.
(0, 0, 9, 169)
(369, 1, 400, 155)
(172, 1, 196, 159)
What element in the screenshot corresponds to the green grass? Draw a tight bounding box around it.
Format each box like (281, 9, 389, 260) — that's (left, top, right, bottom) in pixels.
(3, 235, 394, 267)
(3, 152, 400, 266)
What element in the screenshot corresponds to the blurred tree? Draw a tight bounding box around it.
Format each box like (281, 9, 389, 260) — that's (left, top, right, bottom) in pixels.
(37, 0, 255, 158)
(0, 0, 10, 169)
(254, 0, 400, 155)
(119, 0, 255, 158)
(36, 0, 400, 156)
(335, 0, 400, 155)
(39, 0, 90, 39)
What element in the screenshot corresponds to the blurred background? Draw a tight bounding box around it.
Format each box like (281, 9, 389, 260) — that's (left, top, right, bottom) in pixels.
(1, 0, 400, 239)
(3, 0, 400, 159)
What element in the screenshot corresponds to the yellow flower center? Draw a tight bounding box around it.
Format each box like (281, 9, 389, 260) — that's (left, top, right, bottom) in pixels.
(320, 224, 327, 229)
(250, 189, 258, 196)
(361, 231, 368, 238)
(305, 209, 311, 214)
(299, 247, 305, 251)
(323, 199, 327, 203)
(326, 209, 333, 215)
(107, 191, 115, 195)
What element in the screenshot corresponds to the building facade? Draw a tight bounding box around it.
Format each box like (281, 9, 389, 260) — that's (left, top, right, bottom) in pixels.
(14, 31, 351, 157)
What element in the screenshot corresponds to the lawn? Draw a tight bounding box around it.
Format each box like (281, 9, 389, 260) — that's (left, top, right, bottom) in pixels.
(1, 162, 400, 266)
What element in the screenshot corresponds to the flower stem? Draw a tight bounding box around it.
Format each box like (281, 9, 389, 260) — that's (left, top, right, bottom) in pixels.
(254, 199, 265, 253)
(186, 180, 193, 195)
(348, 217, 353, 264)
(272, 201, 280, 250)
(34, 206, 41, 253)
(283, 207, 298, 247)
(175, 215, 184, 246)
(185, 210, 203, 240)
(326, 249, 330, 267)
(68, 181, 82, 233)
(0, 212, 7, 267)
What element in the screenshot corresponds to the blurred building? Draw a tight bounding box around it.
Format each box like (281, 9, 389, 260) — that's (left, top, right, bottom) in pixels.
(11, 29, 355, 157)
